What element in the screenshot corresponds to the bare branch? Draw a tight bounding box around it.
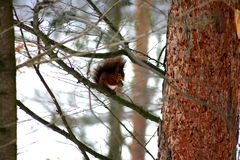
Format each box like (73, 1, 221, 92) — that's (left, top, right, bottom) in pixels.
(14, 20, 161, 123)
(91, 91, 156, 160)
(17, 100, 112, 160)
(16, 6, 90, 159)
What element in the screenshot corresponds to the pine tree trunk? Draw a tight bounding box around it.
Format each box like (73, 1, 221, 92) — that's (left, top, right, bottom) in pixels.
(0, 1, 17, 160)
(158, 1, 240, 160)
(131, 1, 151, 160)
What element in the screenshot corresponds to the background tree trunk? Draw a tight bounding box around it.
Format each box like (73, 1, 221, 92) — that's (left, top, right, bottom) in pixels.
(0, 1, 16, 160)
(158, 1, 240, 160)
(131, 0, 151, 160)
(106, 1, 124, 159)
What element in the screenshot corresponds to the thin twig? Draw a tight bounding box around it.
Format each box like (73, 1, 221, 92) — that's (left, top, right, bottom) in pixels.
(16, 5, 90, 159)
(91, 91, 156, 160)
(17, 100, 112, 160)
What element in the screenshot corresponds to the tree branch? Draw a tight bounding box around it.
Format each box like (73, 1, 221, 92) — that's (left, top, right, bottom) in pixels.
(47, 51, 160, 123)
(19, 6, 90, 159)
(85, 0, 124, 41)
(17, 100, 112, 160)
(14, 19, 161, 123)
(14, 19, 165, 77)
(91, 91, 156, 159)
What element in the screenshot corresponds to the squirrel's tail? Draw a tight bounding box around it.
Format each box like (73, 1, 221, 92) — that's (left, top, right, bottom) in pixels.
(93, 56, 126, 83)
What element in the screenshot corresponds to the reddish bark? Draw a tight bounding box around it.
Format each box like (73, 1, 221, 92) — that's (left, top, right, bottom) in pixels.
(131, 0, 151, 160)
(158, 1, 240, 160)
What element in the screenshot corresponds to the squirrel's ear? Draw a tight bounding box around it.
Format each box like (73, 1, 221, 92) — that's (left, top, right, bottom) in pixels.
(120, 59, 126, 68)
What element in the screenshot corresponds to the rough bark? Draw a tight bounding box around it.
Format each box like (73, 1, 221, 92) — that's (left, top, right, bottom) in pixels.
(0, 1, 16, 160)
(158, 1, 240, 160)
(131, 1, 151, 160)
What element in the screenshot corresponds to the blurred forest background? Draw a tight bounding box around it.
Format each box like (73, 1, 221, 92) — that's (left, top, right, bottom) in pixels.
(14, 0, 169, 159)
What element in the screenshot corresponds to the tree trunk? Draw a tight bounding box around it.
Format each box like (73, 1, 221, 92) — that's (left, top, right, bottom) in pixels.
(108, 100, 124, 160)
(104, 1, 124, 159)
(131, 1, 151, 160)
(0, 1, 16, 160)
(158, 1, 240, 160)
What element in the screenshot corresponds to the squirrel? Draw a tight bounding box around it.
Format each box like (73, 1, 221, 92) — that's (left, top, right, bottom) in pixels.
(93, 56, 126, 94)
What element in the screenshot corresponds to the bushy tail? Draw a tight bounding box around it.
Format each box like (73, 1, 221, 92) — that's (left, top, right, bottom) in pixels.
(93, 56, 126, 83)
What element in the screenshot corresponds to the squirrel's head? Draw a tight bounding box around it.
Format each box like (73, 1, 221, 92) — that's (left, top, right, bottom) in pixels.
(115, 58, 126, 79)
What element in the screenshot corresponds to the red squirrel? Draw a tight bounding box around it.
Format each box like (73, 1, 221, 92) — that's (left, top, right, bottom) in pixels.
(93, 56, 126, 94)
